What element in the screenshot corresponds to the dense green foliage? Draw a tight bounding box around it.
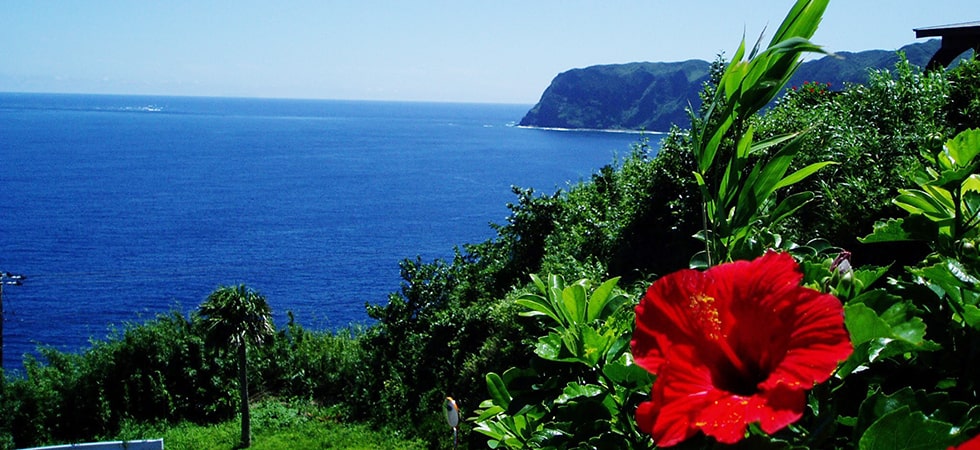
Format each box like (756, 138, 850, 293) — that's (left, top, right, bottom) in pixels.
(756, 55, 952, 255)
(2, 20, 980, 449)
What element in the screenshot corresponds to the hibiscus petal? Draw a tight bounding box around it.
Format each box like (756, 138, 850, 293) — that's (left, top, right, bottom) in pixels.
(695, 396, 756, 444)
(763, 290, 852, 390)
(645, 345, 717, 446)
(754, 385, 806, 434)
(635, 400, 659, 436)
(633, 268, 713, 372)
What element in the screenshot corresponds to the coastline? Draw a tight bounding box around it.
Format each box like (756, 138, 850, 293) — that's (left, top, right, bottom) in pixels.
(516, 125, 667, 135)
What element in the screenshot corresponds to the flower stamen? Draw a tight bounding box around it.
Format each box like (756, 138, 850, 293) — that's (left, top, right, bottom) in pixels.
(689, 293, 722, 340)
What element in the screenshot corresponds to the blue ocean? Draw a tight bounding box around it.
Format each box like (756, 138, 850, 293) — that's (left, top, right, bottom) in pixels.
(0, 93, 658, 370)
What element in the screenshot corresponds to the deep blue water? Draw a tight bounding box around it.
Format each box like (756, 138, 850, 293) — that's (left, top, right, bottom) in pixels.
(0, 93, 658, 370)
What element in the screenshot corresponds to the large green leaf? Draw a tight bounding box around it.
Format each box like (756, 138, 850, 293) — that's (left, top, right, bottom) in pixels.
(772, 161, 838, 192)
(556, 382, 604, 404)
(562, 282, 588, 325)
(579, 325, 608, 367)
(699, 112, 734, 172)
(747, 131, 799, 157)
(840, 300, 940, 376)
(961, 304, 980, 330)
(770, 0, 828, 46)
(859, 217, 938, 243)
(894, 189, 955, 222)
(486, 372, 512, 410)
(767, 191, 815, 226)
(516, 293, 562, 326)
(585, 276, 622, 323)
(603, 358, 655, 389)
(911, 259, 979, 308)
(858, 406, 959, 450)
(963, 189, 980, 226)
(475, 404, 506, 422)
(844, 303, 893, 346)
(941, 128, 980, 170)
(736, 123, 755, 159)
(529, 273, 547, 296)
(534, 331, 576, 363)
(933, 163, 980, 191)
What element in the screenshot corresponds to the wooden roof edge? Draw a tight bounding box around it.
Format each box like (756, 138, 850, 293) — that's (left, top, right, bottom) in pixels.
(915, 21, 980, 38)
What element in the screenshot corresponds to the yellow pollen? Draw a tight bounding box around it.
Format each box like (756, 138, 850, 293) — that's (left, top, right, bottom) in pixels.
(689, 292, 722, 340)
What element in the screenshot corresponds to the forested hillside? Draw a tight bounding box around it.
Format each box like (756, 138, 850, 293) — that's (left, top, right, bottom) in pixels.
(520, 40, 943, 131)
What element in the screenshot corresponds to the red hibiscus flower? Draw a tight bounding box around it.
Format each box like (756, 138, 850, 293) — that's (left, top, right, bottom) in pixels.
(952, 434, 980, 450)
(631, 251, 852, 446)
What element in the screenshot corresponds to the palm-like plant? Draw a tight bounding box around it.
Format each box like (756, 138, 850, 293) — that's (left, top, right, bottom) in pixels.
(198, 284, 274, 448)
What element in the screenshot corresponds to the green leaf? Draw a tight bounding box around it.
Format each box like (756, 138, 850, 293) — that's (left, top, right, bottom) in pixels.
(475, 405, 505, 422)
(586, 277, 622, 323)
(603, 358, 655, 389)
(561, 282, 588, 325)
(535, 332, 577, 363)
(689, 251, 711, 269)
(579, 325, 609, 367)
(767, 191, 815, 226)
(516, 293, 562, 326)
(486, 372, 511, 410)
(858, 406, 959, 450)
(546, 275, 571, 326)
(473, 421, 506, 443)
(844, 303, 892, 346)
(912, 259, 980, 306)
(942, 128, 980, 170)
(747, 131, 799, 157)
(859, 218, 931, 243)
(769, 0, 828, 47)
(556, 382, 604, 404)
(529, 273, 546, 296)
(895, 189, 954, 221)
(963, 189, 980, 223)
(932, 163, 980, 191)
(736, 123, 755, 159)
(693, 170, 707, 188)
(772, 161, 838, 192)
(751, 138, 799, 203)
(841, 301, 939, 375)
(699, 114, 734, 173)
(961, 304, 980, 329)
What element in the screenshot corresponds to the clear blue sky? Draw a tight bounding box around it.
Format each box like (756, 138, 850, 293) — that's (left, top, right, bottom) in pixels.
(1, 1, 976, 104)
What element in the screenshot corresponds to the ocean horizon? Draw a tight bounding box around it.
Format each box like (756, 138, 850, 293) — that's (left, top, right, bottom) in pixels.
(0, 92, 661, 371)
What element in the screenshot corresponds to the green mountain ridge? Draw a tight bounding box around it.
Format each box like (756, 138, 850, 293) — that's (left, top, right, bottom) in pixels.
(520, 40, 944, 131)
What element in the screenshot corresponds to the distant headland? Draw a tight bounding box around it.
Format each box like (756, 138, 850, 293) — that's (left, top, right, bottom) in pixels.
(520, 40, 943, 132)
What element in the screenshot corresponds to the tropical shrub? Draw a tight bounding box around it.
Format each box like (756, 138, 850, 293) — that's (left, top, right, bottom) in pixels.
(0, 313, 238, 448)
(945, 55, 980, 134)
(473, 274, 651, 448)
(755, 54, 953, 254)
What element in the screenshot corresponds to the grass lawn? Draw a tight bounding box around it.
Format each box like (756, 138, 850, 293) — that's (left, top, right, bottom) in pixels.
(110, 399, 426, 450)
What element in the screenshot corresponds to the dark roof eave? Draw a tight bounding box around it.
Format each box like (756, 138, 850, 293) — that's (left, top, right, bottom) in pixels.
(915, 21, 980, 38)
